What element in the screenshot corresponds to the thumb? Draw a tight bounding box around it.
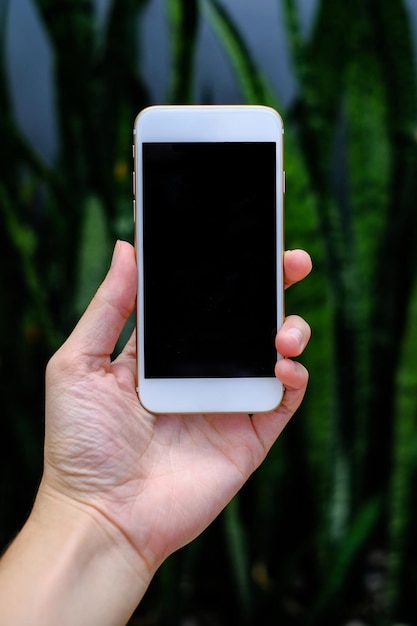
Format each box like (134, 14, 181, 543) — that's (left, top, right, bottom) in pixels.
(63, 241, 137, 365)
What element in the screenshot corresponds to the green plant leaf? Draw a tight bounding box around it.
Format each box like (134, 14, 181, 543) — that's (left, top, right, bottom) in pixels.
(223, 495, 252, 620)
(201, 0, 278, 106)
(74, 195, 111, 317)
(167, 0, 199, 103)
(387, 271, 417, 615)
(309, 496, 382, 623)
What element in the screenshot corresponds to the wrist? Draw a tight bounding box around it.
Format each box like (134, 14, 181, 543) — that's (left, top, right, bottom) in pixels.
(0, 485, 154, 626)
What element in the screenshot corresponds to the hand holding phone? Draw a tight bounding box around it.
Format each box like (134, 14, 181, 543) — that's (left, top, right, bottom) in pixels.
(134, 105, 285, 414)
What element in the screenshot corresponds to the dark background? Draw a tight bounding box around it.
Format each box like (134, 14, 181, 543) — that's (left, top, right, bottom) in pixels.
(2, 1, 417, 624)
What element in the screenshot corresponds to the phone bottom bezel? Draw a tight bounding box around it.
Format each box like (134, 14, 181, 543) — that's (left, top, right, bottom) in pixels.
(137, 376, 284, 415)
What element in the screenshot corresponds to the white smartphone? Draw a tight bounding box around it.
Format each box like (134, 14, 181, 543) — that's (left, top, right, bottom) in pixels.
(133, 105, 284, 414)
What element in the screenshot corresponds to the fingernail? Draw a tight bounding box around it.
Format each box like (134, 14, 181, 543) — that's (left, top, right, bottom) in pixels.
(111, 240, 121, 268)
(286, 328, 303, 349)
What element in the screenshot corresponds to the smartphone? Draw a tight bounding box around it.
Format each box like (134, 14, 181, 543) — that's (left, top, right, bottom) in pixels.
(133, 105, 284, 414)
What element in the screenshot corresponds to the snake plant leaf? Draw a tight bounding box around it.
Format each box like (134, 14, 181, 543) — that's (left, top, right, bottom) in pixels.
(74, 195, 111, 317)
(201, 0, 278, 107)
(167, 0, 199, 103)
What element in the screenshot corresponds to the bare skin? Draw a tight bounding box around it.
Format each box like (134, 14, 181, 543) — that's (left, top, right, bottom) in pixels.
(0, 241, 311, 626)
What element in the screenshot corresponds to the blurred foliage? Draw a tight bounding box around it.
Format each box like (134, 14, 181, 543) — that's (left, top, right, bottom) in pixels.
(1, 0, 417, 624)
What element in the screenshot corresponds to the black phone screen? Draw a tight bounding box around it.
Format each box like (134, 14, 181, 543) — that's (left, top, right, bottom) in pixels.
(142, 142, 278, 378)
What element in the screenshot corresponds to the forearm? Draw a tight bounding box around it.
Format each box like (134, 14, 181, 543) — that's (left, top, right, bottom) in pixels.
(0, 490, 152, 626)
